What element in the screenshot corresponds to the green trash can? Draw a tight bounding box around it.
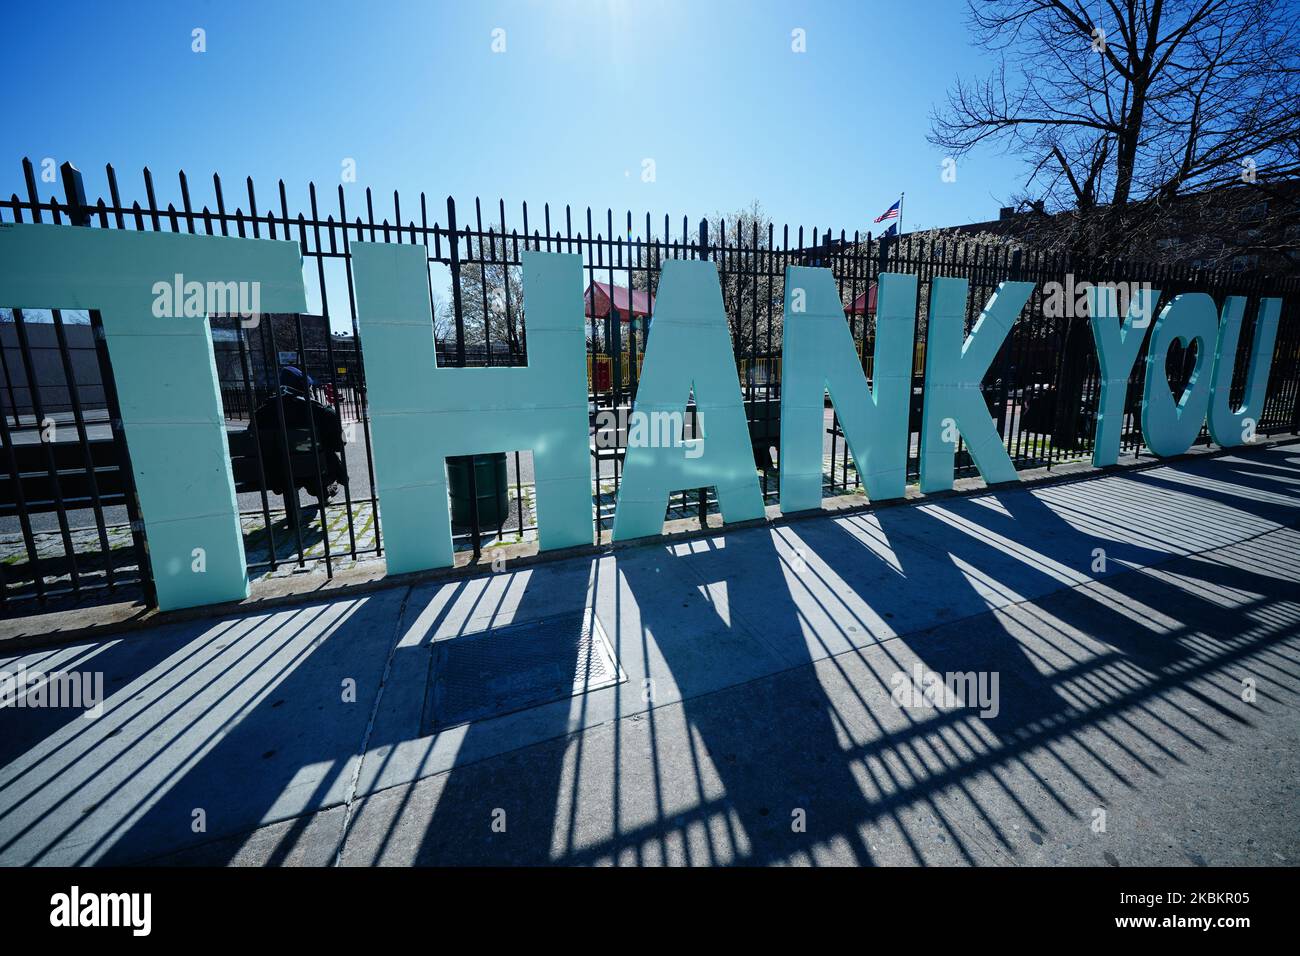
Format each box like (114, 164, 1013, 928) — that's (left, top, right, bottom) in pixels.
(447, 453, 510, 532)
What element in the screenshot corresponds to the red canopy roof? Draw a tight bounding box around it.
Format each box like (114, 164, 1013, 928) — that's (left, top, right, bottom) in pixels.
(844, 283, 878, 316)
(585, 281, 654, 320)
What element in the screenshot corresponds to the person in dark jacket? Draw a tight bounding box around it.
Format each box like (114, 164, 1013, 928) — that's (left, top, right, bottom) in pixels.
(278, 365, 314, 395)
(249, 369, 348, 504)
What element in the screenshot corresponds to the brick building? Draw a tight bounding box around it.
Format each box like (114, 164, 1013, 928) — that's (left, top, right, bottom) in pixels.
(943, 180, 1300, 278)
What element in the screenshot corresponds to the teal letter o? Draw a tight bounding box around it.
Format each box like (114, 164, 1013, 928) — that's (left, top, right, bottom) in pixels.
(1141, 293, 1218, 457)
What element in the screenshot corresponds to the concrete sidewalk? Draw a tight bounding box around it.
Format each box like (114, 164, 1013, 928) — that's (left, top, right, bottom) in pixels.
(1, 443, 1298, 866)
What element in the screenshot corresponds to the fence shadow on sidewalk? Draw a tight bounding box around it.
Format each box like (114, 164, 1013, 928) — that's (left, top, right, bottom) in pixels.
(0, 449, 1296, 865)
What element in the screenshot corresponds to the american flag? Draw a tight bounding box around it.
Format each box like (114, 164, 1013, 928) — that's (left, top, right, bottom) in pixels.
(874, 198, 901, 223)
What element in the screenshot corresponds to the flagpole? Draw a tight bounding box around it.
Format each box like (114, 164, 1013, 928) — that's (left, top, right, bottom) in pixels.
(898, 192, 905, 238)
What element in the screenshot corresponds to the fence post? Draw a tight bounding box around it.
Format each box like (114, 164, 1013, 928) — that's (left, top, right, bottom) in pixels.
(444, 196, 481, 562)
(62, 162, 158, 607)
(1283, 280, 1300, 435)
(996, 247, 1023, 447)
(447, 196, 467, 367)
(1291, 321, 1300, 433)
(59, 162, 90, 227)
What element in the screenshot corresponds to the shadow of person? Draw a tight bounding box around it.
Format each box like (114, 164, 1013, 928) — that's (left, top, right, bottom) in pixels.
(242, 502, 327, 572)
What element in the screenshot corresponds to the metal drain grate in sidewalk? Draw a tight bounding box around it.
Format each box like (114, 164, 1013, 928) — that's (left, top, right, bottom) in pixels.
(425, 611, 624, 733)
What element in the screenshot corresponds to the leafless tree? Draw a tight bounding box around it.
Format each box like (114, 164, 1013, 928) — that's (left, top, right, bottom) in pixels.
(447, 234, 524, 356)
(430, 290, 455, 343)
(624, 201, 783, 357)
(930, 0, 1300, 255)
(931, 1, 1300, 448)
(706, 200, 784, 355)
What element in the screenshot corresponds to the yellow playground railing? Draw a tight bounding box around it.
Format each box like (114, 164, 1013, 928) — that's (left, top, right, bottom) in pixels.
(859, 338, 927, 379)
(587, 352, 646, 390)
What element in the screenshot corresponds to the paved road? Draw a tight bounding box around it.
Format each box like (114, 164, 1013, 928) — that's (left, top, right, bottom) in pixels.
(2, 443, 1297, 865)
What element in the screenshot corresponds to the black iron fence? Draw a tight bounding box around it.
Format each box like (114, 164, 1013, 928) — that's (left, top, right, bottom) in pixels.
(2, 157, 1298, 609)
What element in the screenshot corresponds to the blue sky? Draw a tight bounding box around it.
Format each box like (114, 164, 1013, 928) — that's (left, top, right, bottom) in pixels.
(5, 0, 1021, 231)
